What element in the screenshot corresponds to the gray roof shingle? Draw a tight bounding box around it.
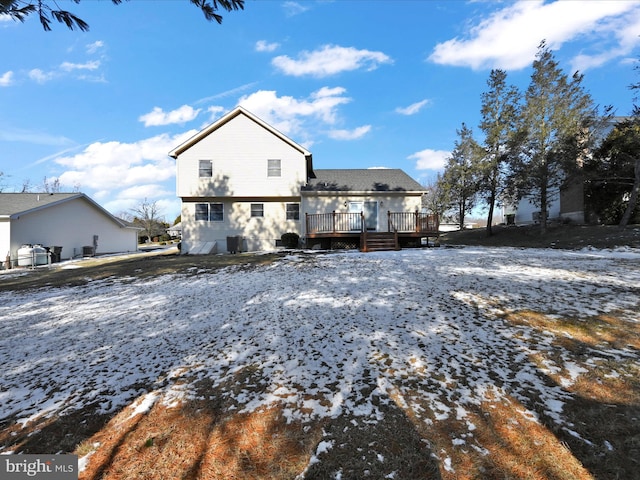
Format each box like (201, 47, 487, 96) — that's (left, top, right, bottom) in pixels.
(0, 193, 82, 216)
(303, 169, 425, 193)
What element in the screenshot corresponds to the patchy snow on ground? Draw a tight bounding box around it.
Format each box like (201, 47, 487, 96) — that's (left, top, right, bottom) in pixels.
(0, 247, 638, 454)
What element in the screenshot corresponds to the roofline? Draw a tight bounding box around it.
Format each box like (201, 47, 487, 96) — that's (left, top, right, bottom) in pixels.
(8, 193, 129, 228)
(168, 106, 313, 159)
(301, 190, 427, 196)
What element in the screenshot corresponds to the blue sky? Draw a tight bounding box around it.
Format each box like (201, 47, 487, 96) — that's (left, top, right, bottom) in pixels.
(1, 0, 639, 222)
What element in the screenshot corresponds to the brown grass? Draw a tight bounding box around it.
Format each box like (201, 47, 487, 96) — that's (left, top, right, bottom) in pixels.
(77, 397, 322, 480)
(2, 306, 637, 479)
(2, 233, 639, 478)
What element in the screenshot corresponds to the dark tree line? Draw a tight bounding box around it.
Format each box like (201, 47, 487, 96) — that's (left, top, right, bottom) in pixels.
(435, 41, 638, 234)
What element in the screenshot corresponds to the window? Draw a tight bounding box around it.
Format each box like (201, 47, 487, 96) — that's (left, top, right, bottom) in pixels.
(199, 160, 213, 178)
(251, 203, 264, 218)
(267, 159, 281, 177)
(286, 203, 300, 220)
(195, 203, 209, 221)
(195, 203, 223, 222)
(210, 203, 223, 221)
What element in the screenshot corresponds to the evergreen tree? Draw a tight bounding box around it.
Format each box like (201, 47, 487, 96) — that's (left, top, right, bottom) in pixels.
(586, 118, 640, 225)
(440, 123, 483, 230)
(478, 69, 521, 236)
(0, 0, 244, 31)
(512, 41, 598, 234)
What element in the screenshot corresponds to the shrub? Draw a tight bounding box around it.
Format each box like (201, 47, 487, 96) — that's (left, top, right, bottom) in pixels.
(281, 232, 300, 248)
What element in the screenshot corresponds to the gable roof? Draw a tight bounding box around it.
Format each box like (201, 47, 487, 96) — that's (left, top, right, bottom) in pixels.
(0, 193, 130, 228)
(302, 169, 426, 193)
(169, 105, 313, 159)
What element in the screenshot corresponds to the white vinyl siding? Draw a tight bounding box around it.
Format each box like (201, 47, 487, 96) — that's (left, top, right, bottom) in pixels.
(175, 113, 307, 198)
(5, 198, 137, 260)
(181, 200, 302, 253)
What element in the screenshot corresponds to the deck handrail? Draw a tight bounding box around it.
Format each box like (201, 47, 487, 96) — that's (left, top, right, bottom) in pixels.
(387, 211, 439, 233)
(305, 211, 438, 235)
(306, 211, 364, 234)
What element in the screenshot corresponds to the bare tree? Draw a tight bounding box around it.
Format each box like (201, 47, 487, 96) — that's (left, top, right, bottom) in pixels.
(130, 198, 164, 243)
(41, 176, 61, 193)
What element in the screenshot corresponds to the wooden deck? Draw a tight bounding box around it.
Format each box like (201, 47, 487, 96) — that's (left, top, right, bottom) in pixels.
(305, 211, 439, 251)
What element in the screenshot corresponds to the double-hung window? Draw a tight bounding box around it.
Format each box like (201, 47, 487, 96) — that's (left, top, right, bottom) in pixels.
(195, 203, 223, 221)
(199, 160, 213, 178)
(286, 203, 300, 220)
(210, 203, 223, 221)
(267, 159, 281, 177)
(250, 203, 264, 218)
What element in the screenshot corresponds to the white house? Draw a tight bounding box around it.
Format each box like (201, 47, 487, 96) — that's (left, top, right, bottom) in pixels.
(0, 193, 140, 266)
(169, 107, 437, 253)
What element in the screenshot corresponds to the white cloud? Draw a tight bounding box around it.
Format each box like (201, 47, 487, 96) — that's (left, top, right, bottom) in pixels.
(29, 68, 56, 84)
(104, 193, 179, 222)
(86, 40, 105, 54)
(55, 131, 196, 192)
(60, 60, 100, 72)
(27, 58, 104, 84)
(282, 1, 310, 17)
(139, 105, 201, 127)
(328, 125, 371, 140)
(408, 149, 450, 171)
(0, 70, 13, 86)
(195, 82, 259, 104)
(570, 8, 640, 72)
(429, 0, 639, 70)
(119, 184, 172, 199)
(238, 87, 352, 139)
(256, 40, 280, 52)
(201, 106, 226, 126)
(272, 44, 393, 77)
(395, 99, 430, 116)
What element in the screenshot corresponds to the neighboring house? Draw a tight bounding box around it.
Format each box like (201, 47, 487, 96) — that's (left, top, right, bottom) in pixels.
(170, 106, 437, 253)
(504, 117, 631, 226)
(0, 193, 140, 266)
(167, 222, 182, 239)
(505, 185, 583, 225)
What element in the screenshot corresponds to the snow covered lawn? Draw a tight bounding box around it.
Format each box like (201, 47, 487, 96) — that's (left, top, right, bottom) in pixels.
(1, 247, 638, 479)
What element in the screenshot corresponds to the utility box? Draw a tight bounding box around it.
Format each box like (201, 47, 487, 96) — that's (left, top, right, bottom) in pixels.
(226, 236, 242, 254)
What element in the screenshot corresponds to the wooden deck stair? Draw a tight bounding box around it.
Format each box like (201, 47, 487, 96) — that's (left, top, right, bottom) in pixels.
(362, 232, 398, 252)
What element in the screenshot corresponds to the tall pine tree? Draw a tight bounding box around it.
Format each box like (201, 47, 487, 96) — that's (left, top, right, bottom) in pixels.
(440, 123, 483, 230)
(513, 42, 598, 234)
(478, 69, 521, 236)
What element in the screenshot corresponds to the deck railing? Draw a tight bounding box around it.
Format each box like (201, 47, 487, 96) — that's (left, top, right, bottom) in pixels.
(306, 212, 364, 234)
(306, 211, 439, 235)
(388, 212, 439, 234)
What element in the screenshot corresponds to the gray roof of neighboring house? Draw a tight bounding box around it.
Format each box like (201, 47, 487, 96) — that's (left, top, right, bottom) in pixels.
(0, 193, 132, 228)
(303, 169, 426, 192)
(0, 193, 82, 216)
